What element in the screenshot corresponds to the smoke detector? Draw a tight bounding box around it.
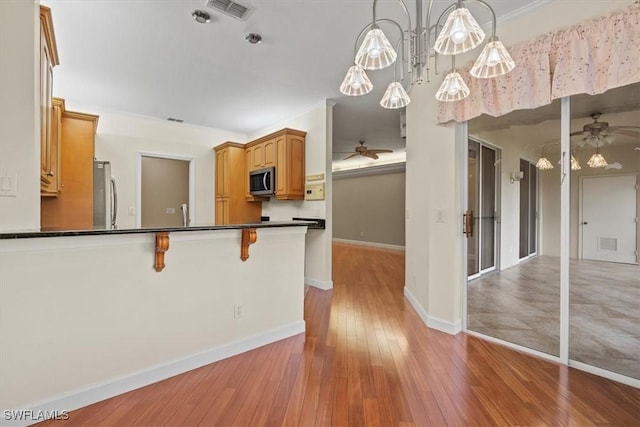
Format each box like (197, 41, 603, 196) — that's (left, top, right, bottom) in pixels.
(205, 0, 252, 21)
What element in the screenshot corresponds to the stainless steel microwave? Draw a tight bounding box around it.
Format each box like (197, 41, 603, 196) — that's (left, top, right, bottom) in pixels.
(249, 167, 275, 196)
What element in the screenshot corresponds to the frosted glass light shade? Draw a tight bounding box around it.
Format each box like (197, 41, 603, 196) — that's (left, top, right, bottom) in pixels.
(435, 71, 470, 102)
(434, 8, 485, 55)
(470, 40, 516, 78)
(355, 27, 397, 70)
(380, 82, 410, 109)
(571, 155, 581, 170)
(536, 157, 553, 170)
(587, 152, 608, 168)
(339, 65, 373, 96)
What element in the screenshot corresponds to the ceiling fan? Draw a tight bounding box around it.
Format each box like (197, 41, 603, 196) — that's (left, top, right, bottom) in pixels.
(339, 140, 393, 160)
(572, 113, 640, 147)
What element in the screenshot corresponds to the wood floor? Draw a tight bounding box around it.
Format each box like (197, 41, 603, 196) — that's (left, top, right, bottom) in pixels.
(39, 243, 640, 426)
(468, 255, 640, 379)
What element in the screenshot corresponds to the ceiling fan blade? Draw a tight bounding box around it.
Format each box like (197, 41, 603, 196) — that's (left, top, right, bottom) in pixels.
(570, 130, 589, 137)
(342, 152, 361, 160)
(363, 152, 379, 160)
(608, 125, 640, 130)
(608, 129, 640, 138)
(367, 149, 393, 154)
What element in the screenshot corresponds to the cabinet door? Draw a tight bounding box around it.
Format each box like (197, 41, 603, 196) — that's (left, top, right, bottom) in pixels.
(215, 149, 225, 198)
(42, 100, 62, 196)
(215, 198, 228, 225)
(264, 139, 276, 167)
(253, 143, 265, 170)
(275, 136, 287, 196)
(287, 135, 305, 197)
(40, 29, 53, 187)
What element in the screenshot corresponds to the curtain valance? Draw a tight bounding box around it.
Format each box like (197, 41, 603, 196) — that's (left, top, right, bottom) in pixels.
(437, 3, 640, 123)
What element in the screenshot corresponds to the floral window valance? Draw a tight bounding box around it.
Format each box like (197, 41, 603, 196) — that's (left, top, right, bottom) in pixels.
(437, 3, 640, 124)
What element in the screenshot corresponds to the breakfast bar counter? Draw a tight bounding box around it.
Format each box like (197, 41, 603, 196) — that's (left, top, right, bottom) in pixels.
(0, 223, 309, 414)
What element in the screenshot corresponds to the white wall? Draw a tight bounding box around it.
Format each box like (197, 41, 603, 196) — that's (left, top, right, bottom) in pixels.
(80, 107, 246, 229)
(333, 170, 406, 247)
(0, 227, 306, 412)
(0, 0, 40, 232)
(405, 0, 633, 333)
(249, 101, 334, 289)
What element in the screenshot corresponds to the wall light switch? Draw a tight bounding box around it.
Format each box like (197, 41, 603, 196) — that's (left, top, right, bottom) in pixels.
(128, 207, 136, 216)
(436, 209, 445, 223)
(306, 173, 325, 182)
(166, 207, 175, 214)
(0, 174, 17, 197)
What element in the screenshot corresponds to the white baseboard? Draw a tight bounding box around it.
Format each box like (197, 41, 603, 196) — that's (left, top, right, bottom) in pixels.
(4, 321, 305, 427)
(305, 276, 333, 290)
(332, 238, 405, 252)
(403, 287, 462, 335)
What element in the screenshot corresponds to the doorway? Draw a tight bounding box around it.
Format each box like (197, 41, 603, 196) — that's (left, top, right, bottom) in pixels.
(581, 175, 638, 264)
(136, 152, 195, 228)
(467, 139, 500, 279)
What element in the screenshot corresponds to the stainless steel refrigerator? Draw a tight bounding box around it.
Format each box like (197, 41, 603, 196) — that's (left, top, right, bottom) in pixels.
(93, 160, 117, 229)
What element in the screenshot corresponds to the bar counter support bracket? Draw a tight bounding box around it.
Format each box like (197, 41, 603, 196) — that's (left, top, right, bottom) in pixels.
(241, 228, 257, 261)
(155, 232, 170, 272)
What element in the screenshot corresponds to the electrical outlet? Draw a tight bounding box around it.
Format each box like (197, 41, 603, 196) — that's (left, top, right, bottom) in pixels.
(360, 231, 364, 237)
(128, 206, 136, 216)
(234, 304, 242, 319)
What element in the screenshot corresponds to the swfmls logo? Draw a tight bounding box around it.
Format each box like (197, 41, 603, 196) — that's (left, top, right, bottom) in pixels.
(3, 409, 69, 422)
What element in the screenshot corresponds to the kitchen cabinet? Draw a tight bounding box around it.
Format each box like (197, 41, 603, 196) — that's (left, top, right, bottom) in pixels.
(41, 98, 64, 196)
(39, 6, 60, 195)
(274, 129, 306, 200)
(214, 142, 262, 225)
(41, 107, 99, 230)
(247, 138, 276, 172)
(245, 129, 306, 201)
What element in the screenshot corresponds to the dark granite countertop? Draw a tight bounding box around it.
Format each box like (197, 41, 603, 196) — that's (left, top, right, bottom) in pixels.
(0, 220, 321, 240)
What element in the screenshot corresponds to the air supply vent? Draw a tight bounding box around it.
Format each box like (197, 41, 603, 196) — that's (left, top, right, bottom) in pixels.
(205, 0, 252, 20)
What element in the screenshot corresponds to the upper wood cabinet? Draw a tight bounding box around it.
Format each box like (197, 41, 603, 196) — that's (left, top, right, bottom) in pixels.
(245, 128, 306, 200)
(247, 138, 276, 172)
(41, 98, 64, 197)
(214, 142, 262, 225)
(274, 129, 306, 200)
(39, 6, 60, 196)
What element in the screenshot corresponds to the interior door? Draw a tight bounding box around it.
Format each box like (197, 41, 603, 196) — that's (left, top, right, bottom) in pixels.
(582, 175, 638, 264)
(141, 156, 190, 228)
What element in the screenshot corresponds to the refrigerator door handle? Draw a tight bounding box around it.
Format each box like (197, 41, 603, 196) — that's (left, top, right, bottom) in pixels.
(111, 178, 118, 229)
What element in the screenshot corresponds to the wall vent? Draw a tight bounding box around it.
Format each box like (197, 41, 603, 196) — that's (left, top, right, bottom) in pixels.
(598, 237, 618, 252)
(205, 0, 252, 21)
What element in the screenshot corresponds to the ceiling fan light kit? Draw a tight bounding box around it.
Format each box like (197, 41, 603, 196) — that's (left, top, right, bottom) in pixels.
(339, 0, 516, 108)
(536, 113, 639, 171)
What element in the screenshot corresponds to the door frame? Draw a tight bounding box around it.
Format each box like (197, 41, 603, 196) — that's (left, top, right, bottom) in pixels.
(135, 151, 196, 228)
(518, 158, 539, 263)
(467, 136, 502, 279)
(578, 173, 640, 264)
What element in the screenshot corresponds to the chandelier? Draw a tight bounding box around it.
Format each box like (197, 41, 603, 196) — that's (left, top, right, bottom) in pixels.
(339, 0, 516, 109)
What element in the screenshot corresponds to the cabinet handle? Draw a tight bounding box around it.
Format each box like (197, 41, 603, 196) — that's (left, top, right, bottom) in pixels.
(47, 170, 54, 176)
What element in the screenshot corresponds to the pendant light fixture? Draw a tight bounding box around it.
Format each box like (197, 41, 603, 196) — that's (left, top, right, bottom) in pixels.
(587, 147, 608, 168)
(570, 154, 582, 171)
(339, 0, 516, 108)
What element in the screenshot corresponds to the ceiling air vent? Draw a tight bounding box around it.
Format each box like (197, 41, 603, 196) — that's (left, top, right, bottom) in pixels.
(205, 0, 252, 21)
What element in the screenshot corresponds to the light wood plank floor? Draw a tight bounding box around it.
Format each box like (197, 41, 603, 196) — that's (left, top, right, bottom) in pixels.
(38, 243, 640, 426)
(468, 255, 640, 379)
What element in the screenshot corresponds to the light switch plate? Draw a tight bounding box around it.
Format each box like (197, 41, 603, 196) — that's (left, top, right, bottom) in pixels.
(304, 183, 325, 201)
(0, 174, 17, 197)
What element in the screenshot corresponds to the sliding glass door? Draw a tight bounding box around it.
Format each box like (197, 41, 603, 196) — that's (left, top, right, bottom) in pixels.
(467, 139, 499, 279)
(465, 83, 640, 384)
(568, 83, 640, 381)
